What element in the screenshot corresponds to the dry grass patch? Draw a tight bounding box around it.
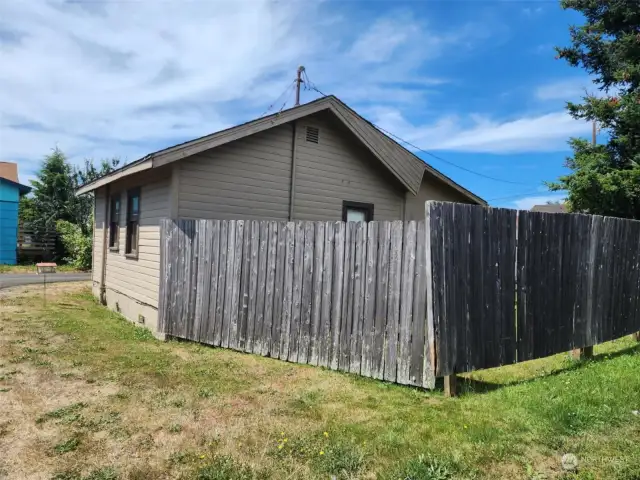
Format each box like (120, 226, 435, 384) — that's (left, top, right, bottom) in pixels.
(1, 283, 639, 479)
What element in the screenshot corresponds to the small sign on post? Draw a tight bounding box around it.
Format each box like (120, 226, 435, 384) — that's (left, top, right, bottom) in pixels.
(36, 263, 57, 274)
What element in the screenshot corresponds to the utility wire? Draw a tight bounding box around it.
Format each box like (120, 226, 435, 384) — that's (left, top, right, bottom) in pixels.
(277, 83, 295, 114)
(305, 82, 534, 187)
(260, 79, 296, 117)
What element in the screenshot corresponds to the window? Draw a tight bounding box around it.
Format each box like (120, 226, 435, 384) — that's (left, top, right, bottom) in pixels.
(342, 201, 374, 222)
(108, 195, 120, 250)
(125, 188, 140, 257)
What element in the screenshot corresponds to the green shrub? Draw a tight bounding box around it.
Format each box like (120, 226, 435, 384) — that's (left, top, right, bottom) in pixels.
(56, 220, 92, 270)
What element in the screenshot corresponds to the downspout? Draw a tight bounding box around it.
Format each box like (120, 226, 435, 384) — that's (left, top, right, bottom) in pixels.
(100, 184, 110, 305)
(288, 120, 299, 220)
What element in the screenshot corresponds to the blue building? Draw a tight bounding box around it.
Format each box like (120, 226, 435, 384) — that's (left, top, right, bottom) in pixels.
(0, 176, 31, 265)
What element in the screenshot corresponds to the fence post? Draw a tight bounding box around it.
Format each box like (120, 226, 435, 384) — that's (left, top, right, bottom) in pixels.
(571, 346, 593, 360)
(444, 375, 457, 397)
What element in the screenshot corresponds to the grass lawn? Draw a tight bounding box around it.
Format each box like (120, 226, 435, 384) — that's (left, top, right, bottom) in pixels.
(1, 283, 639, 480)
(0, 264, 86, 274)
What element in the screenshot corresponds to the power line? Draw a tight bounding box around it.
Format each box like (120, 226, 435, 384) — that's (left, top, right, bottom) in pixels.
(277, 83, 295, 114)
(260, 80, 296, 118)
(305, 83, 534, 187)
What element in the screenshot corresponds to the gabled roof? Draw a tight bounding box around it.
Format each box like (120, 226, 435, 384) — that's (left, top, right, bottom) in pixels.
(77, 95, 484, 204)
(0, 177, 31, 195)
(531, 203, 567, 213)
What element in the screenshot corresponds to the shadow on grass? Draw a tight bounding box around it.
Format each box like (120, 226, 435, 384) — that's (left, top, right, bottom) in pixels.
(449, 342, 640, 396)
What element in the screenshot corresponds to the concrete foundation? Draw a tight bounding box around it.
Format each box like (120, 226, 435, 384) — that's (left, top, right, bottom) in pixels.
(92, 281, 161, 336)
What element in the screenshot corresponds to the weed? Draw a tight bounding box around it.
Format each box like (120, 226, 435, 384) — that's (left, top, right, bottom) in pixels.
(60, 372, 75, 378)
(0, 388, 10, 393)
(195, 454, 263, 480)
(288, 390, 322, 414)
(168, 423, 183, 433)
(54, 438, 80, 454)
(52, 467, 117, 480)
(81, 411, 120, 431)
(9, 354, 29, 363)
(36, 403, 87, 424)
(198, 388, 215, 398)
(169, 450, 198, 465)
(387, 454, 458, 480)
(84, 468, 118, 480)
(313, 441, 366, 478)
(172, 398, 186, 408)
(51, 472, 81, 480)
(133, 327, 154, 342)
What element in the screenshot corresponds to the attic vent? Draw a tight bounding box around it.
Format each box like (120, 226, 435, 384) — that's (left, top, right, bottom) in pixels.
(305, 126, 319, 143)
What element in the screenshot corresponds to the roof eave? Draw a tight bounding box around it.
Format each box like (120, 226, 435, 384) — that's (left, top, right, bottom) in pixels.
(75, 157, 153, 195)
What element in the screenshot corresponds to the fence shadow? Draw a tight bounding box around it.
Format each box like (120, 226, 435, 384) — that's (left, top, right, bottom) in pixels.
(452, 342, 640, 396)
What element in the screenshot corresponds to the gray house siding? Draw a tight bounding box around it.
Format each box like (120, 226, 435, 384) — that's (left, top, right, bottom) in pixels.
(404, 174, 475, 221)
(92, 167, 171, 331)
(91, 111, 481, 333)
(178, 125, 293, 220)
(292, 112, 405, 221)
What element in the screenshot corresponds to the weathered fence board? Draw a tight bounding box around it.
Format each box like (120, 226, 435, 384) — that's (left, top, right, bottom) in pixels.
(384, 221, 403, 382)
(373, 222, 391, 380)
(424, 202, 640, 377)
(427, 202, 518, 376)
(330, 223, 345, 371)
(361, 221, 378, 377)
(517, 211, 640, 361)
(160, 218, 436, 389)
(310, 222, 325, 366)
(318, 222, 334, 367)
(159, 205, 640, 388)
(280, 222, 295, 360)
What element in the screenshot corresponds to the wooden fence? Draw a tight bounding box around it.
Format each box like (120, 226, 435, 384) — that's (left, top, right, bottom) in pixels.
(158, 204, 640, 388)
(427, 202, 640, 376)
(17, 226, 57, 262)
(159, 219, 436, 389)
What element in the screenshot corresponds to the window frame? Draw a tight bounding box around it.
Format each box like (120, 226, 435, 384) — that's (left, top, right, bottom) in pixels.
(125, 188, 141, 259)
(342, 201, 374, 223)
(108, 194, 121, 252)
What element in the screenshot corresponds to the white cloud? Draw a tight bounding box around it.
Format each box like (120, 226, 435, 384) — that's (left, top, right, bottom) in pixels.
(535, 78, 592, 101)
(522, 6, 543, 17)
(370, 108, 592, 153)
(1, 1, 473, 177)
(535, 77, 619, 103)
(512, 195, 566, 210)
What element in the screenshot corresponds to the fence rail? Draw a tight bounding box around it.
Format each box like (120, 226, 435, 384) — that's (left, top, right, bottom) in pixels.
(159, 219, 436, 389)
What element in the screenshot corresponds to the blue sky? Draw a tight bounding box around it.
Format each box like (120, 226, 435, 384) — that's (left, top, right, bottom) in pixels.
(0, 0, 597, 208)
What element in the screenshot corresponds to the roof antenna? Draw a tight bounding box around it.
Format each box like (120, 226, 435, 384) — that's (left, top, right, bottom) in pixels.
(295, 66, 305, 106)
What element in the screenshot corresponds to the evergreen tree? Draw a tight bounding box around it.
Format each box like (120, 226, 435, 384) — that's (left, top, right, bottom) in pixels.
(549, 0, 640, 219)
(28, 148, 75, 235)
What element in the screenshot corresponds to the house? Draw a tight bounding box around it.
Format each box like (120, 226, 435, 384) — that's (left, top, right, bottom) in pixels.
(77, 95, 485, 333)
(531, 203, 567, 213)
(0, 162, 31, 265)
